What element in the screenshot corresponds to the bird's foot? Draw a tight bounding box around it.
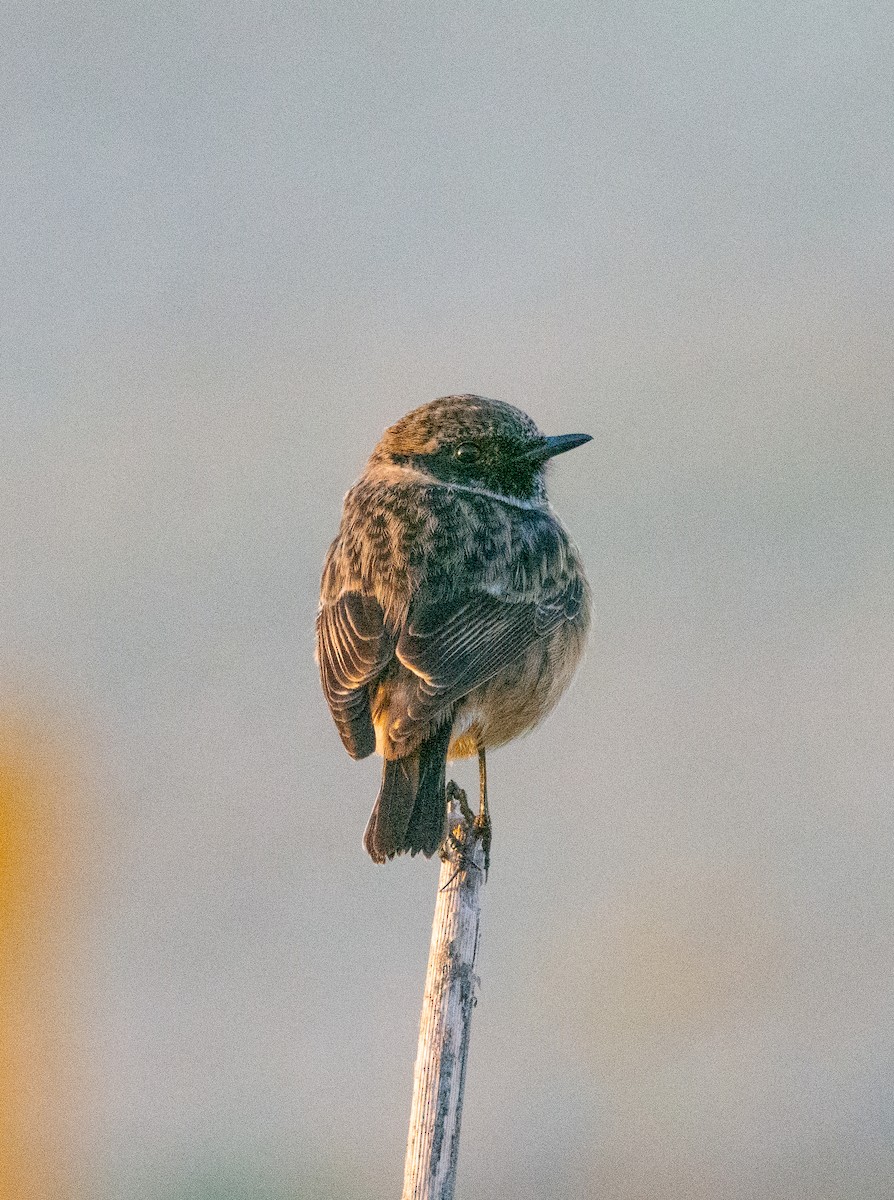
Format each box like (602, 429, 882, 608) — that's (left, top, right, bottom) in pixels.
(439, 781, 488, 887)
(439, 825, 483, 889)
(446, 779, 476, 826)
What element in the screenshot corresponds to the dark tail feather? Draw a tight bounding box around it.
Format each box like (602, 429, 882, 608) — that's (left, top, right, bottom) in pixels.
(403, 720, 453, 857)
(363, 755, 418, 864)
(363, 721, 452, 863)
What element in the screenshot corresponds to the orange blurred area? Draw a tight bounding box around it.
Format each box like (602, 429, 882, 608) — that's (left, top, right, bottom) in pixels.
(0, 709, 84, 1200)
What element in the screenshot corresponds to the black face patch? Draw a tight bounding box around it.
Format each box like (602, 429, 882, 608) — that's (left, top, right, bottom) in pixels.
(396, 436, 543, 501)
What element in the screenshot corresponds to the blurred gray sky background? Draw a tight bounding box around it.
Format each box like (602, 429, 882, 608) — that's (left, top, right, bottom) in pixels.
(2, 1, 893, 1197)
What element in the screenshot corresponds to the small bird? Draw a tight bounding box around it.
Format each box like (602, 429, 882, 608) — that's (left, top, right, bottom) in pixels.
(316, 394, 591, 864)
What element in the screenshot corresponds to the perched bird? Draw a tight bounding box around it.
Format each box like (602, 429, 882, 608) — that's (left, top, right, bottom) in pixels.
(316, 394, 591, 864)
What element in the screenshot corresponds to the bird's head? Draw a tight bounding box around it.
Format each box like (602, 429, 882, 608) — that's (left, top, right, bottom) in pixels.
(371, 394, 591, 503)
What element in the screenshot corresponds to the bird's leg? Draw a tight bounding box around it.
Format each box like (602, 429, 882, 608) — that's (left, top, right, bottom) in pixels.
(475, 743, 492, 875)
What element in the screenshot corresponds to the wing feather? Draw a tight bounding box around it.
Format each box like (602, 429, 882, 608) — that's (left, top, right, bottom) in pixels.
(395, 580, 580, 730)
(316, 592, 395, 759)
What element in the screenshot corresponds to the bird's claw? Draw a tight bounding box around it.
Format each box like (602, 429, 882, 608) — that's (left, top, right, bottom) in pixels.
(439, 780, 490, 886)
(446, 779, 476, 826)
(439, 825, 483, 890)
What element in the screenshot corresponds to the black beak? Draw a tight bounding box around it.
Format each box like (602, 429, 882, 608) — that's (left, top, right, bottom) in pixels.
(523, 433, 593, 464)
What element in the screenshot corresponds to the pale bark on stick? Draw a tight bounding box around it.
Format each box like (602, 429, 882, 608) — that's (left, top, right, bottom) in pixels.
(401, 782, 487, 1200)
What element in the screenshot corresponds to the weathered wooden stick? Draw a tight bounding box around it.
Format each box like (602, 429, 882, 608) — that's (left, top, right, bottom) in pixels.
(401, 781, 487, 1200)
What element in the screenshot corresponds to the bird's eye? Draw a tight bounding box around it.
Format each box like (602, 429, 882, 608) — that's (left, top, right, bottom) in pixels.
(454, 443, 481, 464)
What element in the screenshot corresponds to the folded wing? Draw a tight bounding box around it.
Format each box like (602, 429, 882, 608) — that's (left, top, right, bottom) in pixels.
(316, 591, 396, 759)
(393, 576, 584, 734)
